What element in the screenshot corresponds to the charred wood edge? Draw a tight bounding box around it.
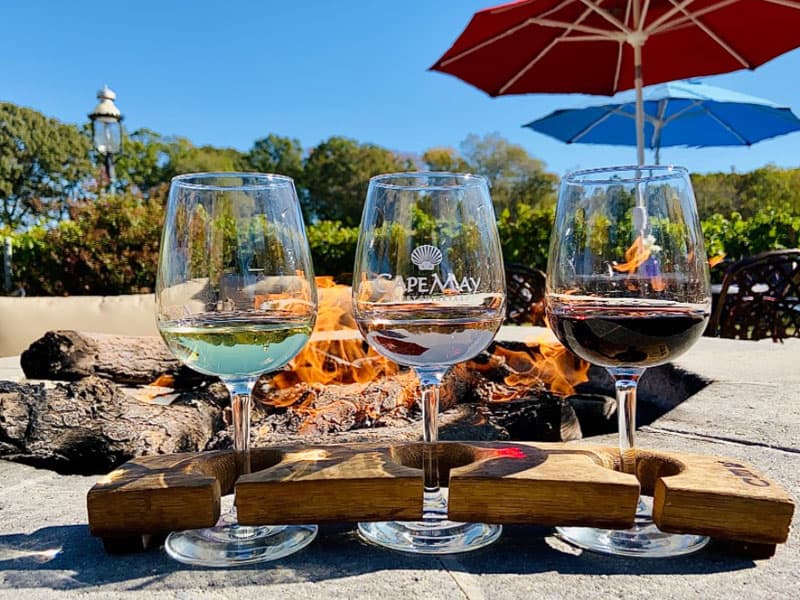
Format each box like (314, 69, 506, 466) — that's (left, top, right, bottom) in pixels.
(86, 442, 794, 557)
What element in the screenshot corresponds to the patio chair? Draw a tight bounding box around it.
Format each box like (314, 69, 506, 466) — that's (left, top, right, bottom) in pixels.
(707, 249, 800, 341)
(504, 263, 547, 326)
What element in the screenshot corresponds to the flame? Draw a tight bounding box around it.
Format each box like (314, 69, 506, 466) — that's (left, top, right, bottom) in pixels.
(708, 253, 726, 268)
(146, 278, 591, 421)
(267, 278, 400, 394)
(469, 331, 590, 399)
(613, 235, 665, 292)
(496, 338, 590, 398)
(613, 234, 652, 273)
(264, 279, 589, 408)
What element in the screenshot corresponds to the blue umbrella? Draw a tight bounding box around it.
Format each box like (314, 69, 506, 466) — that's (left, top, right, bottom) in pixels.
(524, 80, 800, 164)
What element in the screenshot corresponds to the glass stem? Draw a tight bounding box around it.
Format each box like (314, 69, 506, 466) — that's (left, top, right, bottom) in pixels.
(416, 368, 448, 521)
(608, 368, 645, 477)
(223, 378, 256, 477)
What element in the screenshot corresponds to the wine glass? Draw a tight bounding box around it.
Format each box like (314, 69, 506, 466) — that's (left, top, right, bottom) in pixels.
(546, 165, 711, 557)
(352, 172, 506, 554)
(155, 172, 318, 566)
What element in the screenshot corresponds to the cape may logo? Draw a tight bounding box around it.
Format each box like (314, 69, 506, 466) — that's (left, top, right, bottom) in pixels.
(378, 243, 480, 297)
(410, 245, 442, 271)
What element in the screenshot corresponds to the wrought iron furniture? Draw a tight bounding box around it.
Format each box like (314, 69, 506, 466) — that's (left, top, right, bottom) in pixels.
(504, 263, 547, 326)
(707, 249, 800, 341)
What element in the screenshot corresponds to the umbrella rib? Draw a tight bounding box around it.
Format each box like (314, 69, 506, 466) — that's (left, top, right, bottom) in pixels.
(661, 99, 705, 126)
(639, 0, 653, 30)
(436, 0, 619, 67)
(765, 0, 800, 9)
(648, 0, 757, 68)
(651, 98, 669, 151)
(576, 0, 631, 32)
(569, 109, 621, 142)
(516, 18, 628, 39)
(436, 19, 544, 67)
(697, 106, 751, 144)
(499, 5, 627, 94)
(646, 0, 704, 33)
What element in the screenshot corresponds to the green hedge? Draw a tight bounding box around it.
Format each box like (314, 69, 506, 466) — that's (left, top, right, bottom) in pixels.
(7, 193, 163, 295)
(3, 199, 797, 295)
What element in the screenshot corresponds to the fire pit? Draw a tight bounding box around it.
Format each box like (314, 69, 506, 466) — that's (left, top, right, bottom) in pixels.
(0, 280, 706, 475)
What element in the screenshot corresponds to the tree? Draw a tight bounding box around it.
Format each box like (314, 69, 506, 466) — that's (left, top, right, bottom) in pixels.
(113, 128, 171, 195)
(459, 133, 557, 215)
(0, 103, 93, 228)
(163, 137, 247, 177)
(303, 136, 412, 226)
(692, 167, 800, 220)
(246, 134, 304, 184)
(421, 147, 470, 172)
(736, 166, 800, 217)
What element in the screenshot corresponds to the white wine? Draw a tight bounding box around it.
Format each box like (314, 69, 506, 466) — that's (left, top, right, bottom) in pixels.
(357, 304, 503, 368)
(159, 312, 313, 378)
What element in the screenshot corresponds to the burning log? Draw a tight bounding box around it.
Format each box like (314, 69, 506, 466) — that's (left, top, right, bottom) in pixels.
(0, 377, 226, 474)
(252, 342, 583, 443)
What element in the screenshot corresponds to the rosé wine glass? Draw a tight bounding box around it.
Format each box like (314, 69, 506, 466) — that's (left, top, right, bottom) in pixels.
(352, 172, 506, 554)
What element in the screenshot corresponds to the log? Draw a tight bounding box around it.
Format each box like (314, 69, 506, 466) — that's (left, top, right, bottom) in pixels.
(19, 330, 203, 385)
(0, 377, 227, 474)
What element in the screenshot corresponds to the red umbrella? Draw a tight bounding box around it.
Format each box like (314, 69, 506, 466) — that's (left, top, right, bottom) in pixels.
(431, 0, 800, 165)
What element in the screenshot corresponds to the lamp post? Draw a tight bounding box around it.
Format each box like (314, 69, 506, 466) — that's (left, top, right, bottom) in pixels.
(88, 85, 123, 188)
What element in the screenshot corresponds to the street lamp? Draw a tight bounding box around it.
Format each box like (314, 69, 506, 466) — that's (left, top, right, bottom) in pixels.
(88, 85, 123, 187)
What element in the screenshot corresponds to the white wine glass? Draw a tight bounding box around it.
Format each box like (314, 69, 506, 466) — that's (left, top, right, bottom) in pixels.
(352, 172, 506, 554)
(156, 172, 318, 566)
(546, 165, 711, 557)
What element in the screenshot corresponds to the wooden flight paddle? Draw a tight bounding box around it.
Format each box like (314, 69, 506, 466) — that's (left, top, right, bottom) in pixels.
(87, 441, 794, 555)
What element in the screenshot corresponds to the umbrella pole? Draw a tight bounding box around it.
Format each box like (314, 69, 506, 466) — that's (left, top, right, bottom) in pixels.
(634, 43, 645, 167)
(632, 39, 648, 232)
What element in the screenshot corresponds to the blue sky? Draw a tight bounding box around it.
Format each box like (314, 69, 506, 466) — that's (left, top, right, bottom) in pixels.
(5, 0, 800, 176)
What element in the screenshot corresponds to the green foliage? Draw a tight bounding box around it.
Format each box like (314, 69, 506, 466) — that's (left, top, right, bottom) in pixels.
(497, 202, 556, 270)
(9, 190, 165, 295)
(3, 193, 797, 295)
(422, 147, 471, 172)
(692, 166, 800, 220)
(0, 103, 93, 228)
(303, 136, 414, 226)
(459, 133, 558, 216)
(306, 220, 359, 278)
(702, 205, 799, 262)
(164, 137, 247, 176)
(0, 100, 797, 295)
(246, 134, 304, 184)
(114, 128, 171, 194)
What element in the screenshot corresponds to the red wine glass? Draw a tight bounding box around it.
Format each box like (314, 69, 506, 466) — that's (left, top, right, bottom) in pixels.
(546, 165, 712, 557)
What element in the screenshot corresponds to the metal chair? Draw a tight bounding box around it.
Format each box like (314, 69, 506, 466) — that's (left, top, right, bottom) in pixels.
(707, 249, 800, 341)
(504, 263, 547, 326)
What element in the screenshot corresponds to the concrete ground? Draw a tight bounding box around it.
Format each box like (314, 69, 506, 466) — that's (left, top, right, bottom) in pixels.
(0, 333, 797, 599)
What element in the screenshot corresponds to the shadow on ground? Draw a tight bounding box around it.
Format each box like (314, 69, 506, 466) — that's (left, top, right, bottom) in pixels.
(0, 523, 755, 592)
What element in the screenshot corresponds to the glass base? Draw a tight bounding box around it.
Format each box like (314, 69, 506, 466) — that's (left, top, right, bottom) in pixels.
(358, 519, 502, 555)
(164, 522, 318, 566)
(555, 497, 709, 558)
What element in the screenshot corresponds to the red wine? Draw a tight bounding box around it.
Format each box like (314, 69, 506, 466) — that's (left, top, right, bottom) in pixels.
(547, 297, 709, 368)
